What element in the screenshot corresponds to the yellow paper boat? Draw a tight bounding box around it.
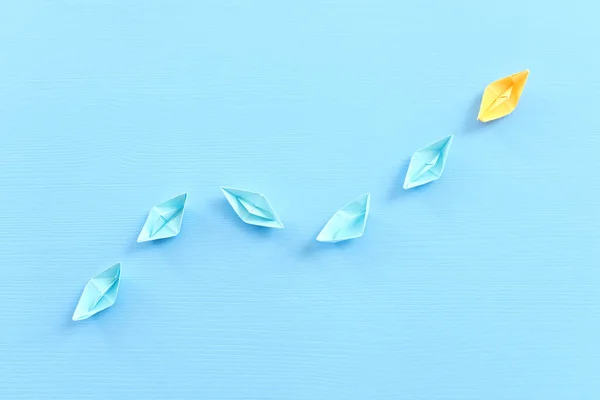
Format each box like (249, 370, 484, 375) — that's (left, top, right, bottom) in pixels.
(478, 69, 529, 122)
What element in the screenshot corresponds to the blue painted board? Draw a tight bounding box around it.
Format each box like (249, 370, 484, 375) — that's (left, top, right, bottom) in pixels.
(1, 1, 600, 399)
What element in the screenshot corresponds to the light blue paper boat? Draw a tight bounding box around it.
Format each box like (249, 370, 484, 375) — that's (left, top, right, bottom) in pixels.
(403, 135, 454, 189)
(221, 187, 284, 228)
(137, 193, 187, 242)
(316, 193, 370, 243)
(72, 263, 121, 321)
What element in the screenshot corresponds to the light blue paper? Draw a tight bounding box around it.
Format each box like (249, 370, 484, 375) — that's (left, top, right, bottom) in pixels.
(316, 193, 370, 243)
(221, 187, 284, 228)
(403, 135, 454, 189)
(72, 263, 121, 321)
(137, 193, 187, 242)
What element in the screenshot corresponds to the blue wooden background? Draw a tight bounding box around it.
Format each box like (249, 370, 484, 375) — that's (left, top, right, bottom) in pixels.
(1, 1, 600, 399)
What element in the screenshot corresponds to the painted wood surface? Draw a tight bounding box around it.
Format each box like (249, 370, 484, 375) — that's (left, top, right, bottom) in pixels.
(1, 1, 599, 398)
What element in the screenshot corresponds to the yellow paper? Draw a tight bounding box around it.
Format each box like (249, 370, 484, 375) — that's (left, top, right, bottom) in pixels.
(478, 70, 529, 122)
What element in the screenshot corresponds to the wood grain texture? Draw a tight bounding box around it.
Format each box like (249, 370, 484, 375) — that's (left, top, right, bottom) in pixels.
(1, 1, 600, 399)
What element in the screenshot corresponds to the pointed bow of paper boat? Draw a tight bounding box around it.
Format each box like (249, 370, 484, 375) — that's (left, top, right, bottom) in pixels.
(478, 69, 529, 122)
